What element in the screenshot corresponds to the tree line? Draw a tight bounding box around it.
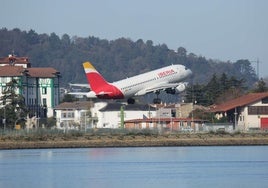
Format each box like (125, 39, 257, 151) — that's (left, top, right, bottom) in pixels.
(0, 28, 258, 88)
(0, 28, 267, 126)
(185, 73, 246, 106)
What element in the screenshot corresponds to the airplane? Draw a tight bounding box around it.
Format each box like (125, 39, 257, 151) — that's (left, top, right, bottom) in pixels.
(69, 61, 192, 104)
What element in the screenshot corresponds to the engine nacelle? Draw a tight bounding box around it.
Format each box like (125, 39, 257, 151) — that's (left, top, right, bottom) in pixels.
(175, 82, 187, 93)
(166, 82, 188, 94)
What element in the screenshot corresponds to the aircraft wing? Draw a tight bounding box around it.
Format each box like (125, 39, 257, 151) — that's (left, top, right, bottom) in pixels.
(69, 83, 90, 88)
(67, 92, 88, 98)
(134, 82, 181, 96)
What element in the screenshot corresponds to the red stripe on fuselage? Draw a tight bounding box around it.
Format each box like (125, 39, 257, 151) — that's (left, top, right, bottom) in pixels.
(86, 72, 124, 99)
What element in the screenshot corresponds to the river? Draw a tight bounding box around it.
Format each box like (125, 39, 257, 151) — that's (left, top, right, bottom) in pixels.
(0, 146, 268, 188)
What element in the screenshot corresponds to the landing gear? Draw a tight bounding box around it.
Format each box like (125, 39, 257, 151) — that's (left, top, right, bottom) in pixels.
(153, 98, 162, 104)
(127, 98, 135, 104)
(153, 91, 162, 104)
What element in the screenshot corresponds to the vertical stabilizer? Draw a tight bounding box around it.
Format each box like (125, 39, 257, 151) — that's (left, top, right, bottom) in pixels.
(83, 62, 109, 91)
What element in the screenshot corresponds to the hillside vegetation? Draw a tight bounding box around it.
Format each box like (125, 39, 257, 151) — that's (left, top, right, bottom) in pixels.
(0, 28, 258, 88)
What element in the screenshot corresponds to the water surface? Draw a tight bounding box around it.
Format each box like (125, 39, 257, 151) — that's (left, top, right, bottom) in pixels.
(0, 146, 268, 188)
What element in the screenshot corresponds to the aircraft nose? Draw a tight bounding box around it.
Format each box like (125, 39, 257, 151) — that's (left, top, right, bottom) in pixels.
(188, 69, 192, 75)
(186, 68, 192, 77)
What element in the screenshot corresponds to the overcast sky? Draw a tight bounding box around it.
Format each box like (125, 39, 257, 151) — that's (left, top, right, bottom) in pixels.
(1, 0, 268, 77)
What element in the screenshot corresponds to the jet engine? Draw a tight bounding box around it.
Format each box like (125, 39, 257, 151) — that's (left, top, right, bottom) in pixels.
(165, 82, 188, 94)
(175, 82, 188, 93)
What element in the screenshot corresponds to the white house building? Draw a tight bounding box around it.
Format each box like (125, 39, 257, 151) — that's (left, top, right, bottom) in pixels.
(96, 102, 156, 128)
(211, 92, 268, 131)
(54, 101, 95, 130)
(54, 101, 156, 129)
(0, 55, 61, 118)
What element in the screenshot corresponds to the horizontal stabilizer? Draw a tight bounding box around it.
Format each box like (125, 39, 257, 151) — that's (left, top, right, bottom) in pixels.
(69, 83, 90, 88)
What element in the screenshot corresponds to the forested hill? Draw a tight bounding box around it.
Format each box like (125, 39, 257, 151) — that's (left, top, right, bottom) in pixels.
(0, 28, 258, 88)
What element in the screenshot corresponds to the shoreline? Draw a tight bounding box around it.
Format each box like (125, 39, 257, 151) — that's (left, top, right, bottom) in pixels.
(1, 133, 268, 149)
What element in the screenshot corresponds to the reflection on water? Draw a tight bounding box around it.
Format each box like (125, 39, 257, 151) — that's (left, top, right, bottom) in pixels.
(0, 146, 268, 188)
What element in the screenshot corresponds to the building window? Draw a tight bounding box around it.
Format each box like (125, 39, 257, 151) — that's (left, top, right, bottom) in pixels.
(187, 121, 191, 127)
(262, 97, 268, 104)
(248, 106, 268, 115)
(43, 98, 47, 105)
(1, 86, 6, 93)
(42, 87, 47, 94)
(62, 113, 67, 118)
(68, 112, 74, 118)
(1, 77, 7, 83)
(29, 87, 34, 95)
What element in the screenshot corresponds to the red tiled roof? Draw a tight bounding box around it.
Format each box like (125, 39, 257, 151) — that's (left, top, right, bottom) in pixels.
(125, 117, 204, 123)
(0, 66, 25, 76)
(0, 57, 30, 67)
(26, 67, 59, 78)
(210, 92, 268, 112)
(0, 66, 60, 78)
(54, 101, 94, 110)
(0, 56, 59, 78)
(0, 56, 29, 63)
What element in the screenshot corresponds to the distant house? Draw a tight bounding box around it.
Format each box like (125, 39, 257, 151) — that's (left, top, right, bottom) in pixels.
(54, 101, 94, 130)
(54, 101, 209, 131)
(96, 102, 156, 128)
(210, 92, 268, 131)
(155, 104, 177, 118)
(203, 123, 234, 133)
(0, 55, 61, 118)
(124, 117, 204, 131)
(54, 101, 156, 129)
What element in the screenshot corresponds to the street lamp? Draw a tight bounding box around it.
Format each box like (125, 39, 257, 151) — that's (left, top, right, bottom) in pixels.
(14, 104, 20, 129)
(234, 107, 238, 130)
(192, 100, 197, 130)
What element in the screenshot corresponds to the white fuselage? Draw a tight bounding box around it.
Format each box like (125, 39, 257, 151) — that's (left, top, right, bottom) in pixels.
(111, 64, 191, 98)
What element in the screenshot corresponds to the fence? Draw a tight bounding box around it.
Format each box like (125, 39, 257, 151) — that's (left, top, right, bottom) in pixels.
(203, 123, 234, 133)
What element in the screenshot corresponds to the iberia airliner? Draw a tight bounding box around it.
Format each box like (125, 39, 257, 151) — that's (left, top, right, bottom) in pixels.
(82, 61, 192, 104)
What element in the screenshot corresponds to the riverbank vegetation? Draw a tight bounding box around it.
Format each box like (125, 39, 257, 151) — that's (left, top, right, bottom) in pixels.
(1, 129, 268, 149)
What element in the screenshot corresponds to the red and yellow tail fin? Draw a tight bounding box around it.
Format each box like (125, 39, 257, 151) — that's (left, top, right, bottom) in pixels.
(83, 62, 109, 91)
(83, 61, 96, 70)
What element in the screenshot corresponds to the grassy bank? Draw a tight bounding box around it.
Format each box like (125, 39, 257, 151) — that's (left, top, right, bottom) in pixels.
(0, 129, 268, 149)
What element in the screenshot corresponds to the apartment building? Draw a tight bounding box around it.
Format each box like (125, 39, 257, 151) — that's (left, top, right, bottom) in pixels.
(0, 55, 60, 117)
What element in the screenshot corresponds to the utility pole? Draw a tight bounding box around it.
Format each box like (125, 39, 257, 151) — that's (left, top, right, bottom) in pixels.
(120, 105, 125, 128)
(256, 58, 260, 80)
